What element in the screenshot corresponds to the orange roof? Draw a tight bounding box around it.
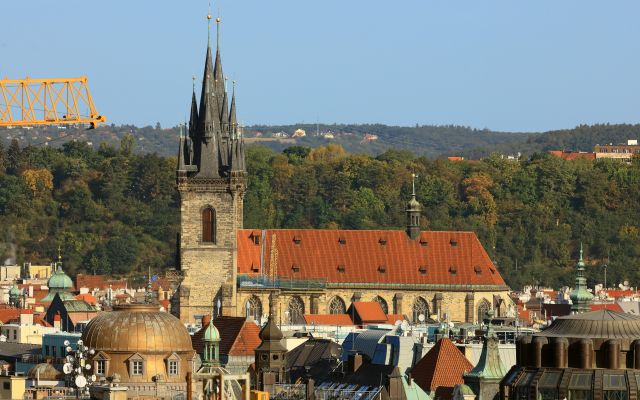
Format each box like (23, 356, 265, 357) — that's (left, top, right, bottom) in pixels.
(604, 289, 638, 298)
(304, 314, 354, 326)
(76, 274, 127, 290)
(386, 314, 405, 325)
(159, 299, 171, 310)
(590, 303, 623, 313)
(192, 316, 262, 357)
(0, 309, 20, 324)
(411, 338, 473, 398)
(352, 302, 387, 323)
(237, 229, 506, 287)
(67, 312, 98, 326)
(75, 294, 96, 305)
(549, 150, 596, 161)
(447, 156, 464, 161)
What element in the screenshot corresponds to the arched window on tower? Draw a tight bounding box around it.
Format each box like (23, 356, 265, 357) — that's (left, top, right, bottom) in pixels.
(373, 296, 388, 314)
(328, 297, 346, 314)
(412, 297, 429, 323)
(245, 296, 262, 321)
(202, 207, 216, 243)
(477, 299, 491, 325)
(287, 296, 305, 324)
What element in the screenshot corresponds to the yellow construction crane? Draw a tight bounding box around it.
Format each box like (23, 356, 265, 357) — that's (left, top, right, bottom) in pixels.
(0, 76, 106, 128)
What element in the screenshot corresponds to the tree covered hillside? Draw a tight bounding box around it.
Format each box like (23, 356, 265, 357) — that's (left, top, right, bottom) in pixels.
(1, 137, 640, 290)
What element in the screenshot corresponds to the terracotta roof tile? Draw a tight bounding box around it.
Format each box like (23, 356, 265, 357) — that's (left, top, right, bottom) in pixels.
(0, 309, 21, 324)
(590, 303, 624, 313)
(411, 338, 473, 395)
(549, 150, 596, 161)
(304, 314, 354, 326)
(192, 316, 261, 357)
(76, 274, 127, 290)
(237, 229, 506, 287)
(75, 294, 96, 305)
(352, 302, 387, 323)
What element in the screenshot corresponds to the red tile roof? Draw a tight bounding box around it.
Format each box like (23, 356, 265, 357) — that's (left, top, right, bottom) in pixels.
(604, 289, 638, 298)
(0, 309, 20, 324)
(75, 294, 96, 305)
(352, 302, 387, 323)
(411, 338, 473, 398)
(590, 303, 624, 313)
(76, 274, 127, 290)
(237, 229, 506, 287)
(192, 316, 261, 357)
(549, 151, 596, 161)
(304, 314, 354, 326)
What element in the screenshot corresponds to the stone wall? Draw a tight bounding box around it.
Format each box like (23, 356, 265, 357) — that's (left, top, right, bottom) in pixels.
(178, 182, 243, 323)
(233, 288, 513, 324)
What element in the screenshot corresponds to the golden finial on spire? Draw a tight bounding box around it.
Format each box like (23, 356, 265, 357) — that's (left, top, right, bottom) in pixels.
(207, 1, 212, 45)
(411, 173, 417, 196)
(57, 245, 62, 262)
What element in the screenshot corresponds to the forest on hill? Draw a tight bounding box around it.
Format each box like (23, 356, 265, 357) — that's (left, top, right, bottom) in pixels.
(1, 135, 640, 291)
(4, 123, 640, 161)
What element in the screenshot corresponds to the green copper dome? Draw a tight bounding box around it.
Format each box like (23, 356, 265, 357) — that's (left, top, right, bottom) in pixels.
(9, 285, 20, 297)
(570, 244, 594, 313)
(203, 322, 221, 342)
(47, 268, 73, 290)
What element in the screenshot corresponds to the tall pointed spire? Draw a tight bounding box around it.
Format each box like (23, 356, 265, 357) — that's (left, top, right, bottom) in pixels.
(406, 173, 421, 240)
(177, 123, 187, 171)
(195, 11, 221, 178)
(570, 242, 594, 314)
(229, 81, 237, 138)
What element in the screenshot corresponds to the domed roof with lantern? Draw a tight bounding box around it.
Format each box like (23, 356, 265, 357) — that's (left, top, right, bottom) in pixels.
(41, 252, 75, 303)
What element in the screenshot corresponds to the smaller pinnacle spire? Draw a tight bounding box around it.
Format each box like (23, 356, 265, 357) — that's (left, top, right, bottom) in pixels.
(216, 14, 221, 49)
(207, 1, 212, 46)
(411, 173, 417, 197)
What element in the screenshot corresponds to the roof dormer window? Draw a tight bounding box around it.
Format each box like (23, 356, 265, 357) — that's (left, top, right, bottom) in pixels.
(474, 266, 482, 275)
(449, 266, 457, 275)
(450, 239, 458, 247)
(419, 266, 427, 275)
(379, 238, 387, 245)
(293, 236, 301, 245)
(338, 237, 346, 245)
(291, 264, 300, 273)
(378, 265, 386, 273)
(337, 265, 346, 273)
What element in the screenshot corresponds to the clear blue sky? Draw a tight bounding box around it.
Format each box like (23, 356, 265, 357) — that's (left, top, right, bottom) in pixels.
(3, 1, 640, 132)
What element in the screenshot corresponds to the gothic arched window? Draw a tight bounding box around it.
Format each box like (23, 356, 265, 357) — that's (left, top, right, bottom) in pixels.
(477, 299, 491, 324)
(328, 297, 346, 314)
(245, 296, 262, 320)
(373, 296, 388, 314)
(202, 207, 216, 243)
(412, 297, 429, 323)
(287, 296, 305, 324)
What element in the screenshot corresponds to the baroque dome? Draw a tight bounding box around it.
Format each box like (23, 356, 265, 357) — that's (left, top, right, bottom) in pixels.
(81, 304, 193, 352)
(47, 268, 73, 290)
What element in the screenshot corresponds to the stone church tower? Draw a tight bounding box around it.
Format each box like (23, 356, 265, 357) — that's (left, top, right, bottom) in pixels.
(175, 19, 247, 323)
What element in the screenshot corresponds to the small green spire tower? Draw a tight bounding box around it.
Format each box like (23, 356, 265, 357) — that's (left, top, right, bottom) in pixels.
(570, 243, 594, 314)
(201, 321, 221, 368)
(406, 173, 421, 240)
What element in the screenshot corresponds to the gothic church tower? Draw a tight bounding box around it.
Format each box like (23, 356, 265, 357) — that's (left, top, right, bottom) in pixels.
(175, 17, 247, 323)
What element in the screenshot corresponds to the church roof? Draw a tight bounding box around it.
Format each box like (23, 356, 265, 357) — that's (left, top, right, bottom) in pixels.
(237, 229, 506, 288)
(192, 316, 262, 357)
(411, 338, 473, 395)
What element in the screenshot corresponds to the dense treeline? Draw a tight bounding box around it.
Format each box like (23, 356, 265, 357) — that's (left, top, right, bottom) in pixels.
(1, 137, 640, 290)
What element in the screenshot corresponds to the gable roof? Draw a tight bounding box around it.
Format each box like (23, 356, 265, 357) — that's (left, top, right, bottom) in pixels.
(237, 229, 506, 288)
(192, 316, 261, 357)
(590, 303, 624, 313)
(352, 302, 387, 323)
(411, 338, 473, 395)
(0, 309, 21, 324)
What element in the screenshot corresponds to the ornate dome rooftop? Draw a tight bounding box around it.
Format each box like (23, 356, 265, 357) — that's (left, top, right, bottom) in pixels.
(536, 309, 640, 339)
(9, 285, 20, 296)
(81, 304, 193, 353)
(47, 268, 73, 290)
(204, 322, 221, 342)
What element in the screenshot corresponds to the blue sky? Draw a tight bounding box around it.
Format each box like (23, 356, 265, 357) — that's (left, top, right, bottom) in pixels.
(3, 1, 640, 132)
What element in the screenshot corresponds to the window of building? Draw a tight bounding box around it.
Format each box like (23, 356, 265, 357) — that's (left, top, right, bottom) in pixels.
(329, 297, 346, 314)
(132, 361, 143, 376)
(287, 297, 305, 324)
(52, 346, 56, 358)
(3, 382, 9, 390)
(537, 371, 562, 400)
(515, 371, 536, 400)
(96, 360, 106, 375)
(246, 296, 262, 320)
(412, 297, 429, 323)
(45, 345, 49, 356)
(12, 330, 16, 340)
(373, 296, 388, 314)
(568, 372, 593, 400)
(477, 300, 491, 324)
(603, 373, 627, 400)
(168, 360, 179, 376)
(202, 207, 216, 243)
